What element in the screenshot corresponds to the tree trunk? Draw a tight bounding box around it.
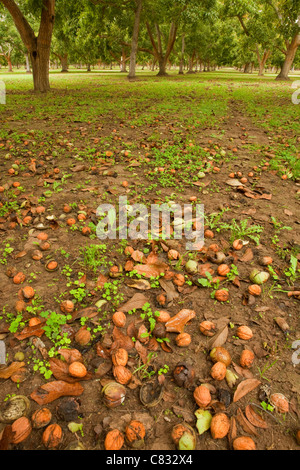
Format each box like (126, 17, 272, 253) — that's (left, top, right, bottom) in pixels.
(157, 57, 167, 76)
(120, 49, 127, 72)
(61, 53, 68, 72)
(256, 48, 270, 76)
(128, 0, 142, 79)
(1, 0, 55, 92)
(244, 62, 251, 73)
(146, 21, 177, 77)
(30, 40, 52, 92)
(187, 51, 195, 73)
(178, 34, 185, 74)
(276, 33, 300, 80)
(25, 52, 31, 73)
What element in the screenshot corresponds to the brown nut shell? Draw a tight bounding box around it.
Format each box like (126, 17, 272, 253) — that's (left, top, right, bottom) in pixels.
(233, 436, 256, 450)
(210, 361, 227, 381)
(175, 332, 191, 347)
(125, 420, 146, 448)
(210, 412, 230, 439)
(42, 423, 63, 449)
(240, 349, 255, 368)
(113, 365, 132, 385)
(193, 384, 211, 408)
(111, 348, 128, 367)
(269, 393, 289, 413)
(104, 429, 124, 450)
(11, 416, 32, 444)
(236, 326, 253, 340)
(210, 347, 231, 367)
(31, 407, 52, 429)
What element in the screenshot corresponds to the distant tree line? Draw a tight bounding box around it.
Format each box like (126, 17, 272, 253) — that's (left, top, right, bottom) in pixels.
(0, 0, 299, 92)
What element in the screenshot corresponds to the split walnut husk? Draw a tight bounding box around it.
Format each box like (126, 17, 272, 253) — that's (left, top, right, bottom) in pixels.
(140, 378, 164, 407)
(0, 395, 31, 424)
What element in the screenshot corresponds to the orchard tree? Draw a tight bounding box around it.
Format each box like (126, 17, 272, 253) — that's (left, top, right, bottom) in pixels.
(0, 0, 55, 92)
(140, 0, 216, 76)
(88, 0, 143, 78)
(264, 0, 300, 80)
(128, 0, 143, 78)
(222, 0, 274, 75)
(51, 0, 83, 72)
(0, 10, 23, 71)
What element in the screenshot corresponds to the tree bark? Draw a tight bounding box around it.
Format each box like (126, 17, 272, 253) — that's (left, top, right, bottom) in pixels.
(256, 46, 270, 76)
(25, 52, 31, 73)
(7, 54, 13, 72)
(61, 53, 68, 72)
(0, 48, 13, 72)
(0, 0, 55, 92)
(128, 0, 142, 79)
(146, 21, 178, 76)
(178, 33, 185, 74)
(120, 48, 128, 72)
(187, 51, 196, 73)
(243, 62, 251, 73)
(276, 32, 300, 80)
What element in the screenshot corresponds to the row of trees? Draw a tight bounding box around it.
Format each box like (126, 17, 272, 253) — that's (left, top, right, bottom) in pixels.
(0, 0, 299, 92)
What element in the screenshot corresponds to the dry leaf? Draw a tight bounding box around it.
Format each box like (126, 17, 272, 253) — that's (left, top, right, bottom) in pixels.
(148, 337, 159, 351)
(232, 362, 254, 378)
(245, 404, 268, 429)
(127, 374, 142, 390)
(75, 306, 99, 320)
(208, 325, 228, 349)
(134, 262, 167, 278)
(127, 279, 151, 290)
(239, 248, 253, 262)
(226, 179, 245, 187)
(30, 380, 84, 405)
(134, 340, 149, 364)
(162, 389, 177, 402)
(236, 407, 258, 436)
(165, 309, 196, 333)
(120, 293, 149, 313)
(96, 274, 108, 289)
(94, 360, 113, 378)
(274, 317, 290, 332)
(159, 278, 179, 303)
(0, 425, 13, 450)
(49, 358, 92, 382)
(31, 337, 48, 359)
(172, 405, 195, 423)
(228, 416, 237, 449)
(0, 362, 26, 379)
(111, 327, 135, 351)
(14, 251, 27, 259)
(160, 340, 173, 353)
(131, 250, 147, 263)
(245, 192, 272, 200)
(233, 378, 261, 402)
(57, 348, 83, 364)
(14, 322, 46, 340)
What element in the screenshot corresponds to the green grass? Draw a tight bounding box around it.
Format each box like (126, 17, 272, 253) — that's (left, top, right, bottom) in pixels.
(0, 67, 299, 178)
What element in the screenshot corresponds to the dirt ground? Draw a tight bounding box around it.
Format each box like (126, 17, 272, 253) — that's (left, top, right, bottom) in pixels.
(0, 87, 299, 451)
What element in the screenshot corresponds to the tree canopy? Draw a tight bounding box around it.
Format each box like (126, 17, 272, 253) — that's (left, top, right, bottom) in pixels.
(0, 0, 299, 90)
